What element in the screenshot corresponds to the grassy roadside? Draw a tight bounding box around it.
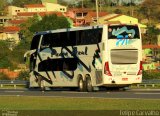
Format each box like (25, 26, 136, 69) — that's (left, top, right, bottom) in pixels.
(0, 96, 160, 110)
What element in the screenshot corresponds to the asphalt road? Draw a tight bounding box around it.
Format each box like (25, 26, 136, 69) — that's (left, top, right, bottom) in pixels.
(0, 89, 160, 99)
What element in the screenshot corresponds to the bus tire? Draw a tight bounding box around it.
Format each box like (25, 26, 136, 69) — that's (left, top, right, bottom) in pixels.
(78, 77, 85, 92)
(86, 77, 93, 92)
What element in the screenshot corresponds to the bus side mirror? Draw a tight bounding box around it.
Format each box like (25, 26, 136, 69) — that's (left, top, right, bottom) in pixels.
(24, 49, 36, 62)
(24, 52, 29, 62)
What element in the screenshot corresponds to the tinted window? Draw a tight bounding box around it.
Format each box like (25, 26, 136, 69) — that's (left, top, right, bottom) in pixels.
(30, 35, 41, 50)
(77, 28, 102, 45)
(108, 25, 140, 39)
(41, 32, 76, 47)
(41, 33, 61, 47)
(111, 49, 138, 64)
(41, 28, 102, 48)
(38, 58, 77, 71)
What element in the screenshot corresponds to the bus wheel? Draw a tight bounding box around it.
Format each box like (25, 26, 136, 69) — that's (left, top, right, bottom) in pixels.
(86, 77, 93, 92)
(78, 77, 85, 92)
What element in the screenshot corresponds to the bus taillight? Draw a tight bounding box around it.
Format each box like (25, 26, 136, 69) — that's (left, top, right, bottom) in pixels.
(137, 61, 143, 75)
(104, 62, 112, 76)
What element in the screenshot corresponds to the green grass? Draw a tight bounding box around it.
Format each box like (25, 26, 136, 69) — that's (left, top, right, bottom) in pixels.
(0, 96, 160, 110)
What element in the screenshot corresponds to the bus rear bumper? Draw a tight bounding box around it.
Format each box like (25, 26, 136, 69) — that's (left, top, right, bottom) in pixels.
(102, 75, 142, 87)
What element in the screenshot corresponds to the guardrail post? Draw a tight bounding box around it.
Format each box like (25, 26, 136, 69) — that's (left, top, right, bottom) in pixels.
(0, 80, 29, 89)
(14, 84, 16, 89)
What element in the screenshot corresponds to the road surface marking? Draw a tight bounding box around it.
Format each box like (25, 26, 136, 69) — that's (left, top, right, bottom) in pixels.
(5, 91, 24, 93)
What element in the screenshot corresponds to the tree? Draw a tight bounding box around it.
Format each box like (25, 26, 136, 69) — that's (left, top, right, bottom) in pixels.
(11, 0, 42, 7)
(139, 0, 160, 25)
(142, 26, 160, 45)
(6, 15, 40, 69)
(0, 40, 12, 68)
(58, 0, 69, 6)
(20, 14, 40, 42)
(103, 0, 112, 6)
(18, 71, 30, 80)
(11, 16, 39, 66)
(83, 0, 95, 8)
(29, 14, 71, 32)
(0, 0, 7, 11)
(11, 40, 31, 66)
(114, 8, 122, 14)
(0, 73, 9, 80)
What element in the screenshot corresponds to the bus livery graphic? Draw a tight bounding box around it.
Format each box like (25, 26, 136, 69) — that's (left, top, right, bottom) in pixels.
(109, 26, 136, 46)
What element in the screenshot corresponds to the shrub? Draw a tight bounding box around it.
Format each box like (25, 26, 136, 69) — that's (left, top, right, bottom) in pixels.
(114, 9, 122, 14)
(0, 73, 9, 80)
(18, 71, 30, 80)
(142, 70, 160, 79)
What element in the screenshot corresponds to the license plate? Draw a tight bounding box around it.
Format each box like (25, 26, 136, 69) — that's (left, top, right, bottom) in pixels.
(122, 78, 128, 81)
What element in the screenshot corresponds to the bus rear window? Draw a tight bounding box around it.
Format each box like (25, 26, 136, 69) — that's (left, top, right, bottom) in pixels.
(108, 25, 140, 39)
(111, 49, 138, 64)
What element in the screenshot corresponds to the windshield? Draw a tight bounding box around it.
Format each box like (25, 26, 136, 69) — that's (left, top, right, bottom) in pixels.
(108, 25, 140, 39)
(111, 49, 138, 64)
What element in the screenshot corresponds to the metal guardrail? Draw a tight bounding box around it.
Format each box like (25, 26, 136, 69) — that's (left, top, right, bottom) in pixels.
(137, 79, 160, 88)
(142, 79, 160, 84)
(0, 80, 160, 89)
(0, 80, 29, 89)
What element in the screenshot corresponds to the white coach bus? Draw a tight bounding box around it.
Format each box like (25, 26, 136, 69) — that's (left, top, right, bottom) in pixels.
(24, 24, 142, 91)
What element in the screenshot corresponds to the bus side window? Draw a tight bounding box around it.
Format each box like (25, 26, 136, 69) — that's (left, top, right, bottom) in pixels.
(84, 29, 101, 45)
(69, 31, 77, 46)
(76, 31, 82, 45)
(31, 35, 41, 50)
(80, 30, 93, 45)
(92, 29, 102, 44)
(97, 29, 102, 43)
(90, 30, 96, 44)
(60, 32, 67, 46)
(41, 34, 52, 49)
(49, 33, 61, 47)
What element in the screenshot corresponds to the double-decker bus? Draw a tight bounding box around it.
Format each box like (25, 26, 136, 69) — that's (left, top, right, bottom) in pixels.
(24, 24, 142, 91)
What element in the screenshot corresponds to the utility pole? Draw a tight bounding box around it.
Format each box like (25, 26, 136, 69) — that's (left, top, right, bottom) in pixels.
(99, 0, 102, 12)
(81, 0, 84, 19)
(96, 0, 99, 24)
(130, 0, 134, 16)
(82, 0, 84, 8)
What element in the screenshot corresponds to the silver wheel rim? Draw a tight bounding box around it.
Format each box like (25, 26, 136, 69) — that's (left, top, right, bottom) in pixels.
(79, 79, 83, 90)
